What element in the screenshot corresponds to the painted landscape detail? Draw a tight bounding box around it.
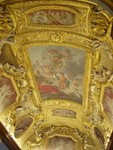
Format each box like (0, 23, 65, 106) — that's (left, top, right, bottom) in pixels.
(47, 136, 75, 150)
(0, 76, 17, 114)
(28, 46, 85, 104)
(103, 87, 113, 125)
(52, 108, 76, 118)
(29, 9, 75, 25)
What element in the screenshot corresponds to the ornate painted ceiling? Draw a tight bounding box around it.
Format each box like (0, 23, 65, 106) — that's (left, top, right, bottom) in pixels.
(0, 0, 113, 149)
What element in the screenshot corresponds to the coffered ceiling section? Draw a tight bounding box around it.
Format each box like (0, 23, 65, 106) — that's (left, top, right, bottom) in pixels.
(0, 0, 113, 150)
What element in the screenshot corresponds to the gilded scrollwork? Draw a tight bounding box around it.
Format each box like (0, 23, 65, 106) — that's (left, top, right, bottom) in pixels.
(89, 4, 110, 38)
(1, 63, 28, 93)
(22, 125, 97, 150)
(0, 4, 15, 41)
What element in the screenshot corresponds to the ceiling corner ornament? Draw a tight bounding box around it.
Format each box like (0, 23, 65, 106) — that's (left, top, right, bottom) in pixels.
(0, 0, 113, 149)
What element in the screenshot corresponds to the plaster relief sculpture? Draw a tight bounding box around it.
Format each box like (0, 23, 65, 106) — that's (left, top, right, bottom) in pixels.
(0, 4, 15, 38)
(89, 6, 109, 37)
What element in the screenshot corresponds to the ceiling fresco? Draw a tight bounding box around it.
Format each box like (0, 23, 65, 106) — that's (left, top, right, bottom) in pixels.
(0, 76, 17, 114)
(46, 136, 75, 150)
(0, 0, 113, 150)
(103, 87, 113, 125)
(28, 9, 75, 25)
(28, 46, 86, 104)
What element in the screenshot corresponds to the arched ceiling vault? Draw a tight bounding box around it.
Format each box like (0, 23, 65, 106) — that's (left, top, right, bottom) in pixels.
(0, 0, 113, 150)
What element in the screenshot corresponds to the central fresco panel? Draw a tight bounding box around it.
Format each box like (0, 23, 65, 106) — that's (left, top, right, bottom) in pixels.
(28, 46, 85, 104)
